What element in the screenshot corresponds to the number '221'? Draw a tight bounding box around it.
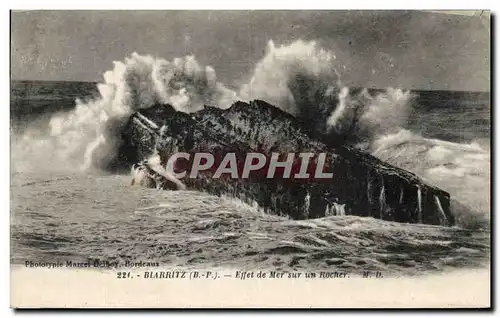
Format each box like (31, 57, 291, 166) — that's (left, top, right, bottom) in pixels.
(116, 272, 131, 279)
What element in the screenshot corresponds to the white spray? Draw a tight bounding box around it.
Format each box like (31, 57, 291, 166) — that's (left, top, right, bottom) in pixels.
(13, 53, 238, 172)
(434, 195, 449, 226)
(417, 186, 423, 223)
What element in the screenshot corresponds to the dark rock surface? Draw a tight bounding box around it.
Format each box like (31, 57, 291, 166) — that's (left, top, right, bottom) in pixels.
(120, 100, 454, 226)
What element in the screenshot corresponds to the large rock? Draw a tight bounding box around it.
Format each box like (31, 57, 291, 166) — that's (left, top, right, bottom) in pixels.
(120, 100, 454, 226)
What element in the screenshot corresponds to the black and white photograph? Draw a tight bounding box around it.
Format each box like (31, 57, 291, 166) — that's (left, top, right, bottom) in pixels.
(9, 10, 491, 308)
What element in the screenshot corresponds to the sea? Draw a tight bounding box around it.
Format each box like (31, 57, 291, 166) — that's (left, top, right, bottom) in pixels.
(10, 44, 491, 276)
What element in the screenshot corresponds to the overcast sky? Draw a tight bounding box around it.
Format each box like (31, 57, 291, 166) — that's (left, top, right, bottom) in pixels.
(11, 10, 490, 91)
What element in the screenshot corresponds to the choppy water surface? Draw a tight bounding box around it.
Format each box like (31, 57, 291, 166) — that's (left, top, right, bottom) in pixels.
(11, 170, 489, 276)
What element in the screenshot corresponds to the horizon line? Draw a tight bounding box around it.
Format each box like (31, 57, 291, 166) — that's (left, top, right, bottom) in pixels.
(10, 79, 491, 94)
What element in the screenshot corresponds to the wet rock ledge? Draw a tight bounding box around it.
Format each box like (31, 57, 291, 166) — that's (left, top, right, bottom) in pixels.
(119, 100, 453, 226)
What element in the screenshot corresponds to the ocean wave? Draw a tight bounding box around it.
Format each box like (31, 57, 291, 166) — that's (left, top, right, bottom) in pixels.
(370, 129, 490, 228)
(12, 52, 238, 172)
(11, 40, 414, 172)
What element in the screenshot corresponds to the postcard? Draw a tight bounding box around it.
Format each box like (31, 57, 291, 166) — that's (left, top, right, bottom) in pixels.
(10, 10, 491, 308)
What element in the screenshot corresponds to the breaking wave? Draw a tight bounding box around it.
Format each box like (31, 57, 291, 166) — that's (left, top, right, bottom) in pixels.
(240, 40, 341, 118)
(371, 130, 490, 228)
(11, 39, 490, 227)
(12, 53, 238, 171)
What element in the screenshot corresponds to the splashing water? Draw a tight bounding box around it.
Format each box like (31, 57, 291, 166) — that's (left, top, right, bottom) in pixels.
(12, 53, 238, 172)
(12, 41, 412, 172)
(371, 129, 490, 228)
(417, 186, 423, 223)
(434, 195, 449, 227)
(240, 40, 341, 118)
